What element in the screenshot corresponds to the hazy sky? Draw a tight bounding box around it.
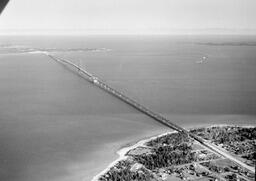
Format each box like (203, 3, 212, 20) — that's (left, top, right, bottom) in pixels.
(0, 0, 256, 34)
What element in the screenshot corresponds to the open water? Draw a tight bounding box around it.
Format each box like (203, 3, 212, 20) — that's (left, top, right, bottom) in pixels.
(0, 35, 256, 181)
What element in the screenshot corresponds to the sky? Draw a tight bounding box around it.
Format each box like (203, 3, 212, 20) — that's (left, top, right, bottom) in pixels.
(0, 0, 256, 34)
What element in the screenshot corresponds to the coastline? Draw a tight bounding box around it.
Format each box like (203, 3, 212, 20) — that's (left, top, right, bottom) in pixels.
(91, 124, 255, 181)
(91, 131, 176, 181)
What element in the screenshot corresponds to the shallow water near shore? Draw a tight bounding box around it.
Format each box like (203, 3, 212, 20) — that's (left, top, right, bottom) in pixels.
(0, 35, 256, 181)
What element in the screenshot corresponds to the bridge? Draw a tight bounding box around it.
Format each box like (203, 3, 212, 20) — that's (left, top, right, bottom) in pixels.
(47, 54, 189, 135)
(46, 53, 255, 173)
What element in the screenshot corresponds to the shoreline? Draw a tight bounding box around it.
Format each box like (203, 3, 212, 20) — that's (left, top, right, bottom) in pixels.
(91, 131, 176, 181)
(91, 124, 255, 181)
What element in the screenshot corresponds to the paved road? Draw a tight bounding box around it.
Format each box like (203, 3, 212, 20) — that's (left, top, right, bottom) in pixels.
(47, 53, 255, 175)
(203, 141, 255, 173)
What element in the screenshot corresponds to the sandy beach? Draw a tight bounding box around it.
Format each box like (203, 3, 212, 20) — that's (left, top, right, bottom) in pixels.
(91, 131, 176, 181)
(1, 35, 256, 181)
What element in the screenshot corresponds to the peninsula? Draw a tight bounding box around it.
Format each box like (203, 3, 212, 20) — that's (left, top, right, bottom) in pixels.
(93, 125, 255, 181)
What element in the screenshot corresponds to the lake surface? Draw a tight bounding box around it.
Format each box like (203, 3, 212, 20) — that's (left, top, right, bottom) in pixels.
(0, 35, 256, 181)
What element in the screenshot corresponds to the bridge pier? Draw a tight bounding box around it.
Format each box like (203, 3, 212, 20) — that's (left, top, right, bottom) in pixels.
(46, 54, 255, 173)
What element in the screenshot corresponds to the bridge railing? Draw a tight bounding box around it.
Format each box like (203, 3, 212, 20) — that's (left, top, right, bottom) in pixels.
(46, 54, 256, 173)
(47, 54, 190, 134)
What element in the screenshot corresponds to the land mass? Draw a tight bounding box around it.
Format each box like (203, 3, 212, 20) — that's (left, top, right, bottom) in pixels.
(93, 125, 255, 181)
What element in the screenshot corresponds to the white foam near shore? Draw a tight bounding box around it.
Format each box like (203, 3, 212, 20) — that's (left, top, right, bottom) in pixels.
(91, 131, 176, 181)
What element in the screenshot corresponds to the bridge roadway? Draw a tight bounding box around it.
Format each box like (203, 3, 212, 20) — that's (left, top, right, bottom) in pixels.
(47, 54, 189, 134)
(46, 53, 255, 173)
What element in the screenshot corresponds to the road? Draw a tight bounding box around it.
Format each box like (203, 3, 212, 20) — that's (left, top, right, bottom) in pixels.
(203, 141, 255, 173)
(47, 53, 255, 174)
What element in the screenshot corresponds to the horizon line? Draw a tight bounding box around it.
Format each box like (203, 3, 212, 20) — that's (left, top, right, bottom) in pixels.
(1, 28, 256, 36)
(1, 33, 256, 36)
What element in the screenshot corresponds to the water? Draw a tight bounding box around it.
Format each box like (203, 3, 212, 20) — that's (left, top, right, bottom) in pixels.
(0, 35, 256, 181)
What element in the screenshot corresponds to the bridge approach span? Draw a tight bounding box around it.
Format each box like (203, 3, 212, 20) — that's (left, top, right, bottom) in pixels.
(47, 54, 188, 134)
(46, 54, 255, 173)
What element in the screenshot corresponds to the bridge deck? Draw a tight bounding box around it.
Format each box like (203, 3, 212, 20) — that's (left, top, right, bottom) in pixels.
(47, 54, 188, 134)
(46, 54, 255, 173)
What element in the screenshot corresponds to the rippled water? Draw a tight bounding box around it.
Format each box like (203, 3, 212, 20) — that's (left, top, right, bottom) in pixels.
(0, 35, 256, 181)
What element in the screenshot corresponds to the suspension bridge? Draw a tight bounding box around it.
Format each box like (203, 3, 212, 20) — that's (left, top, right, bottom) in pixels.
(46, 53, 255, 173)
(47, 54, 190, 134)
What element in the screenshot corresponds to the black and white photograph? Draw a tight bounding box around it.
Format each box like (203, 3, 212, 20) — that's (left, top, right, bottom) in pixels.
(0, 0, 255, 181)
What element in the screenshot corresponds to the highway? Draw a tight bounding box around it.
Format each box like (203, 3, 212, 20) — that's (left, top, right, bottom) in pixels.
(46, 53, 255, 174)
(47, 54, 188, 134)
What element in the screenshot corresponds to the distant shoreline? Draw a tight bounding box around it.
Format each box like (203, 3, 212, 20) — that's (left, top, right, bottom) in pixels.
(91, 124, 255, 181)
